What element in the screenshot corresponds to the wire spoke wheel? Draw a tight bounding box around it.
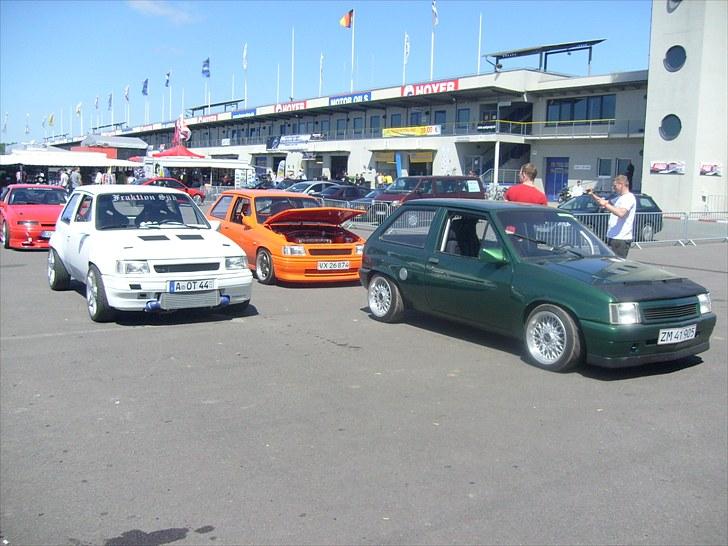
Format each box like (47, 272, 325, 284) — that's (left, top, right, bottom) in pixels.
(525, 304, 582, 372)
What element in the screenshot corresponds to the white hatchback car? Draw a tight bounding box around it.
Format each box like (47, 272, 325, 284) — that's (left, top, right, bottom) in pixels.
(48, 185, 253, 322)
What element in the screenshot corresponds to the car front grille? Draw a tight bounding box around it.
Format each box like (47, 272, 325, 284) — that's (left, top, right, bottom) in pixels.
(642, 303, 698, 323)
(154, 263, 220, 273)
(159, 290, 219, 309)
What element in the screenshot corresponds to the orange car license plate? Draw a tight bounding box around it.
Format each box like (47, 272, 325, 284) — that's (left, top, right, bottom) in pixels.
(169, 279, 215, 292)
(317, 261, 350, 271)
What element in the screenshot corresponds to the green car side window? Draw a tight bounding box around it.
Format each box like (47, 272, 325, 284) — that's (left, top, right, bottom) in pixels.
(380, 209, 437, 248)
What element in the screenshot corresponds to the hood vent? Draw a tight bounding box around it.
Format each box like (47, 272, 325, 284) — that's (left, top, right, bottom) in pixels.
(177, 234, 204, 240)
(138, 235, 170, 241)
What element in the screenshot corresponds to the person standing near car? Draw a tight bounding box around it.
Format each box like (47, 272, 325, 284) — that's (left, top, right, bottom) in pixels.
(69, 167, 82, 193)
(504, 163, 548, 205)
(590, 174, 636, 258)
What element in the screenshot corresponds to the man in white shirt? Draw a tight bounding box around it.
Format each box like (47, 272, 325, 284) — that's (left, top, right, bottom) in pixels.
(591, 174, 636, 258)
(571, 180, 584, 197)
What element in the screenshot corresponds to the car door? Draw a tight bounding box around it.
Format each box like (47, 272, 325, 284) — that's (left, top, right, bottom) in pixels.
(424, 210, 513, 331)
(221, 196, 256, 259)
(65, 194, 95, 280)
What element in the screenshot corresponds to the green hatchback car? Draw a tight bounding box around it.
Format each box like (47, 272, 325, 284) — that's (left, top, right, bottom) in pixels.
(359, 199, 716, 372)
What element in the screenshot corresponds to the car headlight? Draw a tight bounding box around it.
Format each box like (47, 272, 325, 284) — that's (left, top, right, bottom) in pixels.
(609, 302, 640, 325)
(282, 245, 306, 256)
(698, 293, 712, 314)
(225, 255, 248, 269)
(391, 200, 402, 207)
(355, 244, 364, 255)
(17, 220, 39, 227)
(116, 260, 150, 274)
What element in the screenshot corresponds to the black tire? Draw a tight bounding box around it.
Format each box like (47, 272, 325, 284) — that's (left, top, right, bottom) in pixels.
(524, 304, 582, 372)
(48, 248, 71, 291)
(255, 249, 276, 285)
(86, 264, 115, 322)
(367, 274, 404, 323)
(1, 221, 9, 249)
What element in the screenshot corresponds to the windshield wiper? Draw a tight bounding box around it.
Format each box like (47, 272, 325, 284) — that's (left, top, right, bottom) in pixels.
(510, 232, 583, 258)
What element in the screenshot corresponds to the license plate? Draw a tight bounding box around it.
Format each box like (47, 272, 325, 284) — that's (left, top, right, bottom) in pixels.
(317, 261, 350, 271)
(657, 324, 696, 345)
(40, 230, 53, 239)
(169, 279, 215, 293)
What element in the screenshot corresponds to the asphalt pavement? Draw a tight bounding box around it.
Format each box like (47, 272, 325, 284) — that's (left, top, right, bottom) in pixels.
(1, 242, 726, 545)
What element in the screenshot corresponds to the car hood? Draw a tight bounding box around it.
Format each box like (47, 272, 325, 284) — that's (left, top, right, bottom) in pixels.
(98, 229, 244, 259)
(6, 204, 64, 222)
(540, 257, 706, 301)
(264, 207, 364, 226)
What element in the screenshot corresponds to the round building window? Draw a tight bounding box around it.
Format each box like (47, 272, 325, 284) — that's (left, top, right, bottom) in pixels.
(667, 0, 682, 13)
(659, 114, 682, 140)
(664, 45, 686, 71)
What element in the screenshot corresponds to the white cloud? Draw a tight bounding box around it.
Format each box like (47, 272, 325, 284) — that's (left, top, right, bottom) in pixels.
(128, 0, 194, 25)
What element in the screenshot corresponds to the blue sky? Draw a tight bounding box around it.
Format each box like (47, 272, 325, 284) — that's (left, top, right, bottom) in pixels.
(0, 0, 652, 144)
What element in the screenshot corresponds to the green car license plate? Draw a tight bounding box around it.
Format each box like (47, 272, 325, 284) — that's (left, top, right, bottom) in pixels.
(657, 324, 696, 345)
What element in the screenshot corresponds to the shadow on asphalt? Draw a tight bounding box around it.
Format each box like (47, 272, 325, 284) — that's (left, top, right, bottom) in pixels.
(358, 304, 706, 379)
(70, 280, 258, 326)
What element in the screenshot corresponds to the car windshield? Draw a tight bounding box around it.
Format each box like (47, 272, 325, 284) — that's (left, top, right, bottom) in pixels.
(9, 188, 67, 205)
(321, 186, 343, 197)
(496, 208, 612, 259)
(386, 178, 418, 193)
(287, 182, 311, 192)
(254, 196, 320, 222)
(95, 192, 209, 230)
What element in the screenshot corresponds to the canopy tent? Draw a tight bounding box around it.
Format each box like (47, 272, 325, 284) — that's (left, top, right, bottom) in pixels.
(152, 145, 205, 158)
(0, 149, 140, 168)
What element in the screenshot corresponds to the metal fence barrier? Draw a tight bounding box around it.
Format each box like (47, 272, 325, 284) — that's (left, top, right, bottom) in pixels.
(202, 189, 728, 246)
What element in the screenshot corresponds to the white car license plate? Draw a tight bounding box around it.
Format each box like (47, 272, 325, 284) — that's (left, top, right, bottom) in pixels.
(40, 230, 53, 239)
(169, 279, 215, 293)
(317, 261, 350, 271)
(657, 324, 696, 345)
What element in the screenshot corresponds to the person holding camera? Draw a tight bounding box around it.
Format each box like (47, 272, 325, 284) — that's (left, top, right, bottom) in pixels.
(590, 174, 636, 258)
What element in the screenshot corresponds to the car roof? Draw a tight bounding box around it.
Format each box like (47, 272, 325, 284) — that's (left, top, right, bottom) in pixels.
(401, 198, 551, 212)
(73, 184, 186, 196)
(396, 175, 479, 180)
(7, 183, 66, 190)
(220, 189, 319, 199)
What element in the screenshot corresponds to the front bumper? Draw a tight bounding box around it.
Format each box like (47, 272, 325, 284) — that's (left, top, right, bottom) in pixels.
(8, 226, 54, 249)
(102, 270, 253, 311)
(582, 314, 717, 368)
(271, 254, 363, 283)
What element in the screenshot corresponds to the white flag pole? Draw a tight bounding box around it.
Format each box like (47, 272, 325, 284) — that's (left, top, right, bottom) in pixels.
(60, 109, 64, 137)
(169, 83, 172, 120)
(232, 73, 235, 100)
(350, 14, 355, 92)
(162, 93, 165, 122)
(276, 63, 280, 104)
(402, 33, 407, 86)
(291, 27, 295, 100)
(430, 29, 435, 81)
(204, 80, 208, 113)
(477, 12, 483, 75)
(319, 52, 324, 97)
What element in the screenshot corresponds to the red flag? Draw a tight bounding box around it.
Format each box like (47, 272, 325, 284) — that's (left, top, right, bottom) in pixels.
(339, 9, 353, 28)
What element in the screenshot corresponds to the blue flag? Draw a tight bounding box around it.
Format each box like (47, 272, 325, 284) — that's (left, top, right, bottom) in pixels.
(165, 71, 170, 87)
(202, 58, 210, 78)
(142, 78, 149, 96)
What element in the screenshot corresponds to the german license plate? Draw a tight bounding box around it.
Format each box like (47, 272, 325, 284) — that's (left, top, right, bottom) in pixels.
(317, 261, 350, 271)
(169, 279, 215, 293)
(40, 230, 53, 239)
(657, 324, 696, 345)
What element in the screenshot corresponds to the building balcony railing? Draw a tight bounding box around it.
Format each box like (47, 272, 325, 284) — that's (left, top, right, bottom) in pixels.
(177, 118, 646, 149)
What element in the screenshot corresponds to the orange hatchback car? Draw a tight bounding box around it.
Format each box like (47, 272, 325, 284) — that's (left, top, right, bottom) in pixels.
(207, 190, 366, 284)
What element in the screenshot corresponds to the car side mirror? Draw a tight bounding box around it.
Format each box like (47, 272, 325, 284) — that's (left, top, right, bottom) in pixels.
(480, 247, 508, 264)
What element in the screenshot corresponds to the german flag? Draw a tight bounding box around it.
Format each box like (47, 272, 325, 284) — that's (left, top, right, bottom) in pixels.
(339, 9, 353, 28)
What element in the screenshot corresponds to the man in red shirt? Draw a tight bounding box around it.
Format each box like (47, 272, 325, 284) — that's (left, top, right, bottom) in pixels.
(504, 163, 548, 205)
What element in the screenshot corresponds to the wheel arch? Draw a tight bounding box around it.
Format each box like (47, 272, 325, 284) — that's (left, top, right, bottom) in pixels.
(522, 299, 585, 344)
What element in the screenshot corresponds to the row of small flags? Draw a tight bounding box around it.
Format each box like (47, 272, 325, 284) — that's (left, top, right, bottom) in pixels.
(13, 3, 441, 135)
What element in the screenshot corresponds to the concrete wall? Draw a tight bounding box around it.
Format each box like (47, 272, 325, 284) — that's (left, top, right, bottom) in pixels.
(641, 0, 728, 211)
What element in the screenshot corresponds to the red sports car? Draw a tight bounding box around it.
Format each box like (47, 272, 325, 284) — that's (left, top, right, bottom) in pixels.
(133, 177, 206, 204)
(0, 184, 67, 249)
